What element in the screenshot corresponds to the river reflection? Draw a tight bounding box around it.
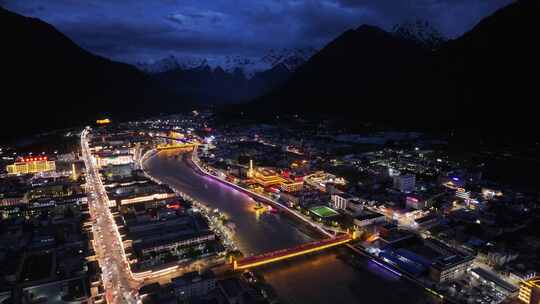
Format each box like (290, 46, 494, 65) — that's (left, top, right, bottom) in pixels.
(144, 151, 435, 304)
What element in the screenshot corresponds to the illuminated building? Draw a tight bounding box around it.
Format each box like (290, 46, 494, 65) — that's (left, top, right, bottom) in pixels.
(280, 180, 303, 192)
(289, 159, 309, 174)
(427, 238, 474, 283)
(432, 260, 468, 283)
(247, 159, 254, 178)
(95, 152, 133, 167)
(388, 167, 401, 177)
(379, 249, 427, 276)
(108, 181, 177, 207)
(482, 188, 503, 199)
(1, 194, 86, 219)
(331, 193, 355, 210)
(406, 195, 428, 210)
(136, 232, 215, 256)
(519, 277, 540, 304)
(96, 118, 111, 125)
(6, 157, 56, 175)
(247, 160, 302, 191)
(71, 163, 78, 180)
(249, 168, 286, 187)
(455, 188, 471, 200)
(103, 164, 133, 180)
(0, 196, 24, 207)
(119, 193, 176, 206)
(393, 174, 415, 193)
(127, 210, 217, 272)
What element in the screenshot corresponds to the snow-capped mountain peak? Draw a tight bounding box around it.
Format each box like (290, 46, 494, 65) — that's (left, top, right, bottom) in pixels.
(135, 55, 179, 73)
(206, 47, 317, 78)
(392, 19, 446, 50)
(135, 55, 208, 73)
(260, 47, 318, 71)
(135, 47, 317, 78)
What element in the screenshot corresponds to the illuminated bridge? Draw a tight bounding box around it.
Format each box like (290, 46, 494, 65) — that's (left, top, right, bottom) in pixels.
(233, 234, 355, 270)
(156, 142, 198, 151)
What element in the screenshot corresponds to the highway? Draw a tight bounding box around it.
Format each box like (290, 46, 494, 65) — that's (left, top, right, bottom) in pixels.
(81, 129, 140, 304)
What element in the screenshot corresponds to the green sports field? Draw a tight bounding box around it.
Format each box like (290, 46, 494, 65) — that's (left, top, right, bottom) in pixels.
(309, 206, 339, 218)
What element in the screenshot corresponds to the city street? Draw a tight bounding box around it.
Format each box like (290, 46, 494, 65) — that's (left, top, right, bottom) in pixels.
(81, 129, 140, 304)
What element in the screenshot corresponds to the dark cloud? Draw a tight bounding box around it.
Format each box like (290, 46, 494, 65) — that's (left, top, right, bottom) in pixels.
(334, 0, 513, 35)
(1, 0, 513, 62)
(290, 1, 378, 45)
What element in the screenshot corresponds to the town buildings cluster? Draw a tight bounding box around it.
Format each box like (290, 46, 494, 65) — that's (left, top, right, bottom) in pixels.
(0, 136, 100, 303)
(2, 110, 540, 304)
(165, 111, 540, 304)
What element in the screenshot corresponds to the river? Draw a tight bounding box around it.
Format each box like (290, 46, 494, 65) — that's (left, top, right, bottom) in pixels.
(144, 150, 435, 304)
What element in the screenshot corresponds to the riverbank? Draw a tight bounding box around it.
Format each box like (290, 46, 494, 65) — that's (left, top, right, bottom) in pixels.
(187, 151, 336, 239)
(139, 149, 238, 266)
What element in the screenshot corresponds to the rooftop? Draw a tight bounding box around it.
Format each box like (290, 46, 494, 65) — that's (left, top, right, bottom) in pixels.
(354, 209, 385, 221)
(171, 271, 215, 287)
(471, 267, 519, 293)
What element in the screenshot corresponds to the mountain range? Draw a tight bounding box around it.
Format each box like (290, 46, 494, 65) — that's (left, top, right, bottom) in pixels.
(2, 0, 539, 140)
(135, 21, 444, 106)
(135, 48, 317, 105)
(136, 55, 208, 74)
(243, 0, 539, 138)
(136, 48, 317, 78)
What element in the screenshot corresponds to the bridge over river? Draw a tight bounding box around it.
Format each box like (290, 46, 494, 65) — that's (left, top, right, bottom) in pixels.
(233, 234, 354, 270)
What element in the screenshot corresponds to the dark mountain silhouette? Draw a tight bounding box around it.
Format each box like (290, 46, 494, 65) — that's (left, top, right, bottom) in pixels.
(249, 24, 445, 126)
(437, 0, 539, 130)
(249, 63, 294, 98)
(247, 0, 539, 136)
(150, 61, 297, 105)
(1, 7, 187, 140)
(152, 66, 249, 105)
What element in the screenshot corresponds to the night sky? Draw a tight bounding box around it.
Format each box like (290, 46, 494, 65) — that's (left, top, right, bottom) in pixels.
(1, 0, 512, 63)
